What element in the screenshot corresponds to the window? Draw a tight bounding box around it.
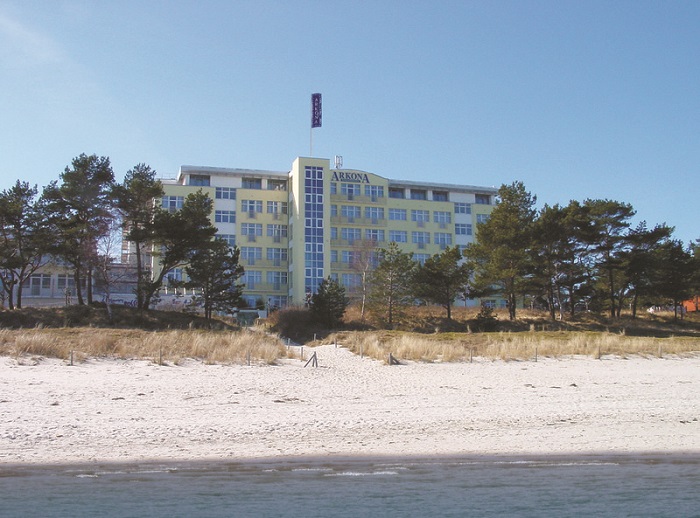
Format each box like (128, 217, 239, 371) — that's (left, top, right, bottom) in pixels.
(166, 268, 183, 285)
(56, 274, 75, 291)
(411, 210, 430, 224)
(267, 201, 288, 215)
(364, 185, 384, 199)
(342, 250, 360, 264)
(365, 229, 385, 242)
(242, 178, 262, 189)
(267, 247, 288, 263)
(241, 295, 258, 308)
(267, 295, 288, 309)
(331, 227, 338, 240)
(433, 211, 451, 225)
(161, 196, 183, 212)
(330, 250, 338, 263)
(215, 210, 236, 223)
(341, 205, 361, 221)
(455, 223, 472, 236)
(364, 206, 384, 221)
(330, 205, 338, 217)
(389, 208, 407, 221)
(341, 273, 362, 290)
(241, 223, 262, 236)
(435, 232, 452, 248)
(267, 179, 287, 191)
(242, 200, 262, 214)
(410, 189, 427, 200)
(389, 187, 405, 199)
(476, 214, 490, 224)
(454, 202, 471, 214)
(340, 183, 361, 198)
(25, 273, 51, 296)
(412, 231, 430, 248)
(330, 182, 337, 195)
(189, 174, 210, 186)
(216, 187, 236, 200)
(267, 224, 288, 240)
(304, 166, 325, 294)
(217, 234, 236, 247)
(240, 247, 262, 264)
(433, 191, 448, 202)
(414, 254, 430, 265)
(389, 230, 407, 243)
(341, 227, 361, 244)
(266, 271, 288, 287)
(243, 270, 262, 289)
(475, 194, 491, 205)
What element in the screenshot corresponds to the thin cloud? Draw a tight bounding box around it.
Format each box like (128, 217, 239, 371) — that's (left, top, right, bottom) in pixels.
(0, 8, 67, 67)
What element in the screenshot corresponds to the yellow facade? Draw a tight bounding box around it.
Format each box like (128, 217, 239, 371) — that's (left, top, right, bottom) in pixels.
(153, 158, 496, 309)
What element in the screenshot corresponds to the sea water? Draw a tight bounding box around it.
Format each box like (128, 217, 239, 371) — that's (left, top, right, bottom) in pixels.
(1, 454, 699, 517)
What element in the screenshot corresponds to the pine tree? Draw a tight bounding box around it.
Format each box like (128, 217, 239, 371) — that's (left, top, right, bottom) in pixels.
(367, 242, 416, 328)
(310, 276, 349, 328)
(0, 181, 51, 309)
(143, 190, 217, 308)
(584, 199, 635, 318)
(185, 239, 244, 321)
(412, 246, 470, 321)
(465, 182, 536, 320)
(42, 154, 115, 305)
(113, 163, 164, 310)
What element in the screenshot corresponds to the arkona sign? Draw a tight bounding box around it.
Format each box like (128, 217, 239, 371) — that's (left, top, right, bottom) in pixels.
(332, 171, 370, 184)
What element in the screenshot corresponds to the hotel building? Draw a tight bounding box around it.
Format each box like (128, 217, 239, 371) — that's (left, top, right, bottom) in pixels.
(157, 156, 497, 309)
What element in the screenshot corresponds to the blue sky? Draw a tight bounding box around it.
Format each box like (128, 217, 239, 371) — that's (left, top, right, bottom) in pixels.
(1, 0, 698, 244)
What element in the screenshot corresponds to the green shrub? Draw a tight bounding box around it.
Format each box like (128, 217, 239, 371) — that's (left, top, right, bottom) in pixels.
(474, 305, 498, 332)
(268, 307, 317, 342)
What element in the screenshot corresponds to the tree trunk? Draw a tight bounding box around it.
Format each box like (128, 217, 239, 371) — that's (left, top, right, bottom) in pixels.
(86, 268, 93, 305)
(74, 267, 84, 305)
(104, 287, 113, 324)
(547, 284, 556, 321)
(608, 268, 616, 318)
(135, 243, 144, 309)
(8, 284, 16, 310)
(13, 282, 20, 309)
(556, 285, 564, 321)
(631, 291, 638, 319)
(567, 281, 576, 319)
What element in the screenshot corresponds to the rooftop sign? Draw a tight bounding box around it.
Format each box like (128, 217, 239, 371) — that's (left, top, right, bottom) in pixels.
(332, 171, 370, 183)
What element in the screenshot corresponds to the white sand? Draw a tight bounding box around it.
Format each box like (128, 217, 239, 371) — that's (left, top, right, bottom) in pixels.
(1, 345, 699, 464)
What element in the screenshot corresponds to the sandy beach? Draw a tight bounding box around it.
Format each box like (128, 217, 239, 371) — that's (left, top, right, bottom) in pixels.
(1, 345, 699, 465)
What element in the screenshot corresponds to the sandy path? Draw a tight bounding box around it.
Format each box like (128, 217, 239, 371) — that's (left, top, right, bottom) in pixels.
(1, 345, 698, 464)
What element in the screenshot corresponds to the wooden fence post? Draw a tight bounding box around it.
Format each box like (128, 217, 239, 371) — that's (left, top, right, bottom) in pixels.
(304, 351, 318, 368)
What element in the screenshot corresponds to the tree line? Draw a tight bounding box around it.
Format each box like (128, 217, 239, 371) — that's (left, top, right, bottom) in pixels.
(0, 154, 243, 319)
(349, 181, 699, 326)
(2, 155, 698, 325)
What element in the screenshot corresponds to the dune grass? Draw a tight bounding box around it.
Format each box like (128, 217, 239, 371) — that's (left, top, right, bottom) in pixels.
(324, 329, 700, 363)
(2, 305, 699, 365)
(0, 327, 293, 365)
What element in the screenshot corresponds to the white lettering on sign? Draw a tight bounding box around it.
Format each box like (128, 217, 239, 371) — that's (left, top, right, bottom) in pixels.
(331, 171, 370, 183)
